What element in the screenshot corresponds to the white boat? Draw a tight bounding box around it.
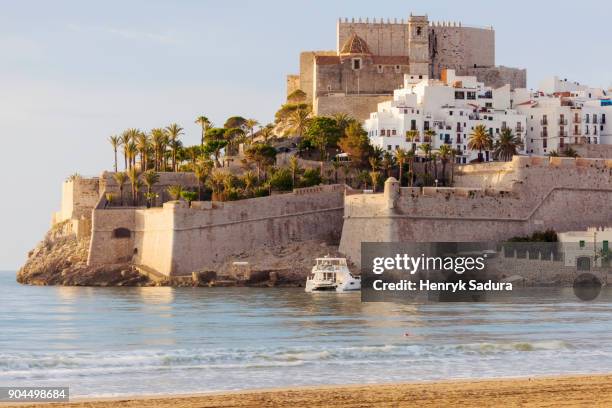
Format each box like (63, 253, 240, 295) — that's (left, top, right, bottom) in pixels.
(305, 256, 361, 293)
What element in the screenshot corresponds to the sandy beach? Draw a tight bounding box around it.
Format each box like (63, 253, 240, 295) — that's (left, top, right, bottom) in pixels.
(4, 374, 612, 408)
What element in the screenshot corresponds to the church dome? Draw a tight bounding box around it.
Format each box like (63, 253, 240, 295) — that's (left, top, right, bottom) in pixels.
(339, 33, 371, 55)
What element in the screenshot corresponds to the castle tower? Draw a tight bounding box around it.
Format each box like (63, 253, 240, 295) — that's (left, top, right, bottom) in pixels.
(407, 14, 429, 76)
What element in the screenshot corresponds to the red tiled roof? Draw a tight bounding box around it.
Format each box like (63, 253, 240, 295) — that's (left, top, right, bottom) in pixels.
(315, 55, 341, 65)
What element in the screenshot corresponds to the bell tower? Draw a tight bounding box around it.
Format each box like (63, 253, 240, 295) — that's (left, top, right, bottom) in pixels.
(408, 14, 429, 75)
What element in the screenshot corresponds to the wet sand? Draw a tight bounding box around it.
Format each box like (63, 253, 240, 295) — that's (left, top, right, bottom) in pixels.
(3, 374, 612, 407)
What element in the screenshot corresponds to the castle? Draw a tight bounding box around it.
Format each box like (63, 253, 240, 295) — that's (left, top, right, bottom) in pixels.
(53, 156, 612, 277)
(286, 14, 526, 120)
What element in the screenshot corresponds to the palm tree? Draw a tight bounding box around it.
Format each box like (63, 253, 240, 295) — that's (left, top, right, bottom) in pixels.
(369, 156, 380, 171)
(287, 108, 310, 138)
(245, 118, 259, 140)
(127, 168, 140, 206)
(419, 143, 432, 177)
(167, 185, 184, 201)
(394, 148, 408, 186)
(406, 129, 420, 150)
(142, 170, 159, 207)
(333, 113, 352, 135)
(547, 150, 560, 157)
(289, 156, 300, 188)
(165, 123, 184, 171)
(562, 147, 580, 158)
(450, 147, 460, 185)
(194, 163, 211, 200)
(438, 144, 453, 185)
(120, 130, 133, 170)
(406, 149, 416, 187)
(468, 124, 493, 162)
(493, 128, 523, 161)
(242, 171, 257, 196)
(195, 116, 212, 152)
(108, 135, 121, 172)
(126, 141, 138, 171)
(369, 171, 381, 193)
(150, 128, 167, 171)
(380, 152, 395, 178)
(135, 131, 150, 171)
(424, 129, 436, 144)
(113, 172, 128, 206)
(259, 123, 275, 143)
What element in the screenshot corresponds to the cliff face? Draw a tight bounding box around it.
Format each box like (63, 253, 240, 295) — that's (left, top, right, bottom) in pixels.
(17, 221, 150, 286)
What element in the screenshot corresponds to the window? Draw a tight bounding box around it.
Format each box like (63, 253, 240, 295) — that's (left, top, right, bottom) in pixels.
(579, 240, 585, 248)
(394, 65, 401, 73)
(377, 65, 383, 73)
(392, 129, 396, 135)
(455, 91, 465, 99)
(416, 26, 422, 36)
(424, 121, 430, 130)
(387, 145, 392, 151)
(113, 228, 131, 239)
(411, 120, 417, 131)
(352, 58, 361, 70)
(467, 92, 476, 100)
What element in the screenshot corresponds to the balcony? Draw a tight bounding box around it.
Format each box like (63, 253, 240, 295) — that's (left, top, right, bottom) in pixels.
(540, 131, 548, 137)
(540, 119, 548, 126)
(559, 130, 568, 137)
(573, 129, 581, 136)
(516, 125, 523, 133)
(558, 118, 568, 125)
(573, 116, 581, 124)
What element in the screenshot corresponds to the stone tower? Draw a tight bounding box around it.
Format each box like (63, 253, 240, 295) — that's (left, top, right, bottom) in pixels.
(407, 14, 429, 76)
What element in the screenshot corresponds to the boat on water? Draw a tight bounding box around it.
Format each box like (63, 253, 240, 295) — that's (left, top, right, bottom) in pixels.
(305, 256, 361, 293)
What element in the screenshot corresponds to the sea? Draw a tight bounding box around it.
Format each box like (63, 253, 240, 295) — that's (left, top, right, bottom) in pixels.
(1, 271, 612, 398)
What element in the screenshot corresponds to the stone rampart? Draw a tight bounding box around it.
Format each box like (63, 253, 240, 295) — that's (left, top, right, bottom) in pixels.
(87, 184, 346, 276)
(340, 156, 612, 265)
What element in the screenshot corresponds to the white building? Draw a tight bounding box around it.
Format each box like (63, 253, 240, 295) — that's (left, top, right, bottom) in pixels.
(515, 77, 611, 155)
(558, 227, 612, 269)
(364, 70, 527, 163)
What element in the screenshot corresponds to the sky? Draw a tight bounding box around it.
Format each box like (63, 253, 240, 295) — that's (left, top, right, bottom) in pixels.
(0, 0, 610, 270)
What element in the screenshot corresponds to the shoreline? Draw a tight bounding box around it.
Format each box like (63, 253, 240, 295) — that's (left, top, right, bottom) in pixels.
(4, 374, 612, 407)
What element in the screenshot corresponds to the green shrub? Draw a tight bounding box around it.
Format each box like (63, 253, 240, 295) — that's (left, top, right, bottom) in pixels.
(300, 169, 322, 187)
(268, 168, 293, 191)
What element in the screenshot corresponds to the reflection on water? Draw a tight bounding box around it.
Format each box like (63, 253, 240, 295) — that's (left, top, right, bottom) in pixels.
(1, 272, 612, 397)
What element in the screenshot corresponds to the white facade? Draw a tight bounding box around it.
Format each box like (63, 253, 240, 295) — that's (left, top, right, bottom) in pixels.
(364, 70, 527, 163)
(515, 78, 611, 155)
(558, 227, 612, 268)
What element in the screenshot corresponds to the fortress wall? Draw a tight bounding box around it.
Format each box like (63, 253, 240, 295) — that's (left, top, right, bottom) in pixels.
(430, 26, 494, 78)
(286, 74, 300, 97)
(337, 20, 409, 56)
(453, 161, 517, 189)
(568, 144, 612, 159)
(88, 207, 136, 265)
(465, 66, 527, 90)
(87, 185, 346, 276)
(57, 177, 100, 224)
(339, 156, 612, 265)
(315, 95, 392, 121)
(299, 51, 335, 102)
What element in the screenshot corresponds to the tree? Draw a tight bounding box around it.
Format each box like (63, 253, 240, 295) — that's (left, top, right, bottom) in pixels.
(300, 168, 322, 187)
(180, 191, 198, 207)
(424, 129, 436, 144)
(419, 143, 432, 177)
(135, 131, 150, 171)
(268, 168, 293, 191)
(332, 113, 353, 135)
(165, 123, 184, 171)
(259, 123, 275, 143)
(244, 118, 259, 140)
(369, 171, 381, 193)
(195, 116, 212, 152)
(493, 128, 523, 161)
(203, 140, 228, 167)
(142, 170, 159, 207)
(406, 149, 416, 187)
(194, 162, 211, 200)
(288, 156, 301, 188)
(127, 168, 140, 206)
(394, 148, 408, 186)
(245, 143, 277, 180)
(380, 152, 395, 178)
(287, 89, 307, 103)
(468, 124, 493, 162)
(287, 108, 310, 138)
(331, 160, 341, 183)
(562, 147, 580, 158)
(109, 135, 121, 172)
(167, 185, 184, 201)
(113, 172, 128, 205)
(406, 129, 420, 150)
(438, 145, 453, 185)
(547, 150, 560, 157)
(305, 116, 341, 160)
(126, 141, 138, 171)
(207, 170, 226, 200)
(242, 171, 257, 196)
(151, 128, 167, 171)
(337, 122, 372, 168)
(205, 127, 227, 143)
(120, 130, 134, 170)
(224, 127, 246, 156)
(224, 116, 247, 130)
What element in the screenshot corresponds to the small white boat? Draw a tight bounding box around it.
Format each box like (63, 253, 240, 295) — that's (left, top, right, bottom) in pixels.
(305, 256, 361, 293)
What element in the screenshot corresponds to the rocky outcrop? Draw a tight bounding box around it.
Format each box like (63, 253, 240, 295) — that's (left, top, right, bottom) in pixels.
(17, 221, 150, 286)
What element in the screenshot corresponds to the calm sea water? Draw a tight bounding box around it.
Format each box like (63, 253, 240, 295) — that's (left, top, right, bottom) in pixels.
(1, 271, 612, 397)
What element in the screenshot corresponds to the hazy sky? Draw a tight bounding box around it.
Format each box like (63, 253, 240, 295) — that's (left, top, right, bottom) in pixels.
(1, 0, 610, 269)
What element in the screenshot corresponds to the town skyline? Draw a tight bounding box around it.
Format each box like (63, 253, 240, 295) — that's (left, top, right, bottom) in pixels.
(2, 0, 612, 269)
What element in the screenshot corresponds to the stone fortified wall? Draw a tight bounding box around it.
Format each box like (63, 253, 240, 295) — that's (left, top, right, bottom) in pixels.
(88, 185, 346, 276)
(315, 95, 392, 121)
(340, 156, 612, 266)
